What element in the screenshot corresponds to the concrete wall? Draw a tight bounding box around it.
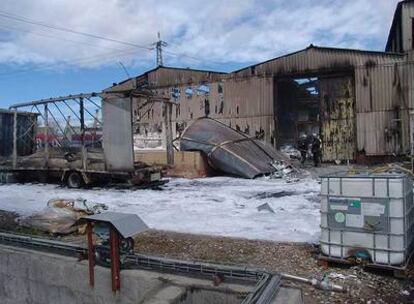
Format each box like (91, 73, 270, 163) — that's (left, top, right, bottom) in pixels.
(0, 245, 252, 304)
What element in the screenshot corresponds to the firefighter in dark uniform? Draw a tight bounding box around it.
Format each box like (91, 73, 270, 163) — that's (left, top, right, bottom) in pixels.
(311, 134, 322, 167)
(297, 134, 308, 164)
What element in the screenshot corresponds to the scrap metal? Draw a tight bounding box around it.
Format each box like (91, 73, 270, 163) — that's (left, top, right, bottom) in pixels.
(180, 117, 296, 179)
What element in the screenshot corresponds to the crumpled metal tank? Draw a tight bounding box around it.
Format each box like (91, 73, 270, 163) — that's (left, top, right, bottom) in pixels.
(180, 118, 290, 179)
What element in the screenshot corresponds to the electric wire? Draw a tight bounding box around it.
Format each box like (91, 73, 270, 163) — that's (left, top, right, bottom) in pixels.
(0, 47, 140, 78)
(0, 10, 152, 50)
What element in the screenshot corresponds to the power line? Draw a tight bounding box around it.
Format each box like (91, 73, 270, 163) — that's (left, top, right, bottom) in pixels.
(0, 23, 124, 51)
(0, 10, 224, 70)
(118, 61, 131, 78)
(0, 10, 153, 50)
(0, 47, 140, 78)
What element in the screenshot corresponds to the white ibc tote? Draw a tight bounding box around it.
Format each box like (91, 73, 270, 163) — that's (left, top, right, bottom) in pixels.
(320, 173, 414, 265)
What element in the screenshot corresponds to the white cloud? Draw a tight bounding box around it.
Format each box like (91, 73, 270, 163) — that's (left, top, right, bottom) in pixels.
(0, 0, 401, 71)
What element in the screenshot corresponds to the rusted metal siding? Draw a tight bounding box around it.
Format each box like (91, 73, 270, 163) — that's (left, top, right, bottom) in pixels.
(320, 76, 356, 161)
(125, 47, 411, 158)
(232, 47, 408, 157)
(355, 62, 411, 156)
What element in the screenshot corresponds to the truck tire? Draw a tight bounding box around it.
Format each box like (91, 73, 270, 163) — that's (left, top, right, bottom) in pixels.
(67, 171, 84, 188)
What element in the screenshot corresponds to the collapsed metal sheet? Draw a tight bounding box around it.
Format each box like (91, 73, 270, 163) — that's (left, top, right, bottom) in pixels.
(180, 118, 291, 179)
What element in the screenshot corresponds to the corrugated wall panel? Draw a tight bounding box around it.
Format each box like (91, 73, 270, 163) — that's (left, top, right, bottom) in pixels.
(401, 2, 414, 52)
(357, 110, 408, 156)
(355, 65, 400, 113)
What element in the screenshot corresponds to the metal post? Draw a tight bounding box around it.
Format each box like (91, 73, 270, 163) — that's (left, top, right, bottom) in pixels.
(44, 104, 49, 167)
(80, 97, 87, 170)
(86, 222, 95, 287)
(12, 110, 17, 169)
(80, 97, 85, 145)
(109, 228, 121, 292)
(164, 101, 174, 165)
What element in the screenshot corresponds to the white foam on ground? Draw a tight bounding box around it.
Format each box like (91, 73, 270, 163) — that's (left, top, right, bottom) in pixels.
(0, 177, 321, 243)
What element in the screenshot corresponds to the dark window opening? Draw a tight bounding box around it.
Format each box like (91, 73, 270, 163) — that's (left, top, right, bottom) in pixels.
(204, 99, 210, 117)
(276, 77, 320, 148)
(218, 83, 223, 94)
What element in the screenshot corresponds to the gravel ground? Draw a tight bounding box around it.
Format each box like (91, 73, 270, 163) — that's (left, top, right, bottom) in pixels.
(133, 230, 414, 304)
(1, 209, 412, 304)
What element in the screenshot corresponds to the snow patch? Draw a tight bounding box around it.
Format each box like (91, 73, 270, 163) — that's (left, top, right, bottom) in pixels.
(0, 177, 321, 243)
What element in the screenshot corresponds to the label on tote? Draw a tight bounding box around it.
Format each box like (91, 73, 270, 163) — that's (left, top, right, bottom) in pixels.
(361, 203, 385, 217)
(346, 214, 364, 228)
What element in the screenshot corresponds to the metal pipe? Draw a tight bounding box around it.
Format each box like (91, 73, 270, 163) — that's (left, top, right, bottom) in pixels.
(8, 93, 102, 109)
(73, 98, 103, 126)
(86, 222, 95, 287)
(281, 273, 346, 293)
(12, 110, 17, 169)
(62, 100, 82, 122)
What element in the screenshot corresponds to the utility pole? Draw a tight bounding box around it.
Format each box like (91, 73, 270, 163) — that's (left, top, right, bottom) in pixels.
(152, 32, 168, 67)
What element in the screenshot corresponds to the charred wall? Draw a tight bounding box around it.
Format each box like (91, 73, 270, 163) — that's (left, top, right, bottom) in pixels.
(124, 47, 411, 160)
(133, 77, 274, 145)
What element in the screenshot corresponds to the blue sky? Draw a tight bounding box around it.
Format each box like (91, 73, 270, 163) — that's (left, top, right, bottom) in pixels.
(0, 0, 401, 107)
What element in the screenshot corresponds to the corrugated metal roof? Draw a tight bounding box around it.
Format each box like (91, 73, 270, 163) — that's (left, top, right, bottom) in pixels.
(108, 66, 227, 91)
(82, 212, 148, 238)
(232, 45, 405, 76)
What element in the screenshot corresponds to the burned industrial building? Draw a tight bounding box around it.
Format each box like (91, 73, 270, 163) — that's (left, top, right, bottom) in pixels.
(105, 1, 414, 166)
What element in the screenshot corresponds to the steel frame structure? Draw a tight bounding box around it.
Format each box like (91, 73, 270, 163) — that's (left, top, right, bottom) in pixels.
(8, 92, 103, 170)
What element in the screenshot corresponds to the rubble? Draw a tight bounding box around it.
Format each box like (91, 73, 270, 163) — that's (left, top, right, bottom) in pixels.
(16, 198, 107, 234)
(257, 203, 275, 213)
(280, 144, 302, 160)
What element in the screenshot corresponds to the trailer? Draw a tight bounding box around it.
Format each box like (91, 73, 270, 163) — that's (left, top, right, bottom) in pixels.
(0, 92, 166, 188)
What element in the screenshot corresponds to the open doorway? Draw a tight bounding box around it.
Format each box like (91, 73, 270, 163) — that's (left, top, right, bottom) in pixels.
(276, 75, 356, 162)
(276, 77, 321, 147)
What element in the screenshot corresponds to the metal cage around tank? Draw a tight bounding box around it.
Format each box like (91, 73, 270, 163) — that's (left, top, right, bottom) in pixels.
(320, 172, 414, 267)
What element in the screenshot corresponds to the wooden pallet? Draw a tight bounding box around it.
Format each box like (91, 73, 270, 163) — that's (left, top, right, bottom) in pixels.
(317, 254, 411, 279)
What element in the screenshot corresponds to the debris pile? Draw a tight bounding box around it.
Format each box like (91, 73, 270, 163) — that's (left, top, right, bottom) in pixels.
(180, 117, 300, 179)
(16, 198, 107, 234)
(280, 144, 301, 160)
